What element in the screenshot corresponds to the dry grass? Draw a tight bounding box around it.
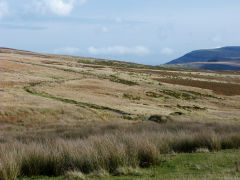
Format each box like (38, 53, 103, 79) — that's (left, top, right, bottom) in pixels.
(1, 48, 240, 124)
(65, 171, 86, 180)
(115, 68, 240, 83)
(114, 67, 240, 83)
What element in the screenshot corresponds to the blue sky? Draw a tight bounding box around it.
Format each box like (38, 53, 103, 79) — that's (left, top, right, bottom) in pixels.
(1, 0, 240, 65)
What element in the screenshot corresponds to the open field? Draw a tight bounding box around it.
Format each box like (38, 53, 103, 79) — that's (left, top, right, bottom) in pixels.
(1, 48, 240, 179)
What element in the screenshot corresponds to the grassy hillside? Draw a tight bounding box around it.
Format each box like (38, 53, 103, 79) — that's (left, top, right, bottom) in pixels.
(168, 46, 240, 64)
(1, 48, 240, 179)
(166, 46, 240, 71)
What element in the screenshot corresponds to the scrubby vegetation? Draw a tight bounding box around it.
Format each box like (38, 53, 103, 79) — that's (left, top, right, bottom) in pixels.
(123, 93, 141, 101)
(177, 104, 207, 111)
(109, 75, 138, 86)
(160, 89, 196, 100)
(181, 90, 221, 99)
(146, 91, 163, 98)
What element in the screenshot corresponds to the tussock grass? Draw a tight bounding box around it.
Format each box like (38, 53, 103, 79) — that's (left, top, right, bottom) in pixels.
(146, 91, 163, 98)
(109, 75, 138, 86)
(0, 121, 240, 179)
(65, 171, 85, 180)
(114, 167, 142, 176)
(123, 93, 141, 101)
(160, 89, 196, 100)
(89, 169, 110, 178)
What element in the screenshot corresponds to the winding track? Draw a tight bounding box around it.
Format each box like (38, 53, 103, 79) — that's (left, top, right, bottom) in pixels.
(3, 59, 132, 117)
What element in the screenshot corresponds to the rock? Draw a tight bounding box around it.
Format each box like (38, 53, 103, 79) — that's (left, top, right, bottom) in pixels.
(148, 115, 169, 123)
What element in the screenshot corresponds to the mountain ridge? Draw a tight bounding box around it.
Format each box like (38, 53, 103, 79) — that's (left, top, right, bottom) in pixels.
(166, 46, 240, 71)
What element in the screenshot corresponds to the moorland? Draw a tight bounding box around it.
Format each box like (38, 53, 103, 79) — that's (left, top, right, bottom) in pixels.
(1, 47, 240, 179)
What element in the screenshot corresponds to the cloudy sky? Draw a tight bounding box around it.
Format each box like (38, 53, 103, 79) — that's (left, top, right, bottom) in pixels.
(1, 0, 240, 65)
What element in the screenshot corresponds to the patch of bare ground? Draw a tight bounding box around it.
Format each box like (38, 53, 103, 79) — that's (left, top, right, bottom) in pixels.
(0, 60, 41, 71)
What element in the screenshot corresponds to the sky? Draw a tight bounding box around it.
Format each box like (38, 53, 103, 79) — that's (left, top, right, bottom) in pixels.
(1, 0, 240, 65)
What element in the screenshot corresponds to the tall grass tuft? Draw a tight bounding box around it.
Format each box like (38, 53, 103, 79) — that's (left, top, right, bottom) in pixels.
(0, 121, 240, 179)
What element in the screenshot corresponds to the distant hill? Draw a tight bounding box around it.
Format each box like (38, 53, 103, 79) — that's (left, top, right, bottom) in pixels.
(166, 46, 240, 71)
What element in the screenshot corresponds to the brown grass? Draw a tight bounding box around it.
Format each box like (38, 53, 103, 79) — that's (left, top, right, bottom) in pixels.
(0, 60, 40, 71)
(154, 78, 240, 96)
(1, 48, 240, 124)
(0, 81, 26, 88)
(41, 60, 65, 65)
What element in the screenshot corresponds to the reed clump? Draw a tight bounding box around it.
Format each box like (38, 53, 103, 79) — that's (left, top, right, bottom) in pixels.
(0, 121, 240, 179)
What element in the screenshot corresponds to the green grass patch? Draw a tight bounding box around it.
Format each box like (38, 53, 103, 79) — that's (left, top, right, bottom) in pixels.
(181, 90, 222, 99)
(123, 93, 141, 101)
(146, 91, 164, 98)
(177, 104, 207, 111)
(160, 90, 196, 100)
(109, 75, 138, 86)
(21, 150, 240, 180)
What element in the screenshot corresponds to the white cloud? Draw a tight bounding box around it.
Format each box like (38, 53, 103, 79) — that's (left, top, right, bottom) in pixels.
(53, 47, 80, 54)
(212, 35, 222, 43)
(88, 46, 150, 56)
(161, 48, 174, 55)
(0, 0, 9, 19)
(115, 17, 123, 23)
(101, 26, 109, 33)
(34, 0, 87, 16)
